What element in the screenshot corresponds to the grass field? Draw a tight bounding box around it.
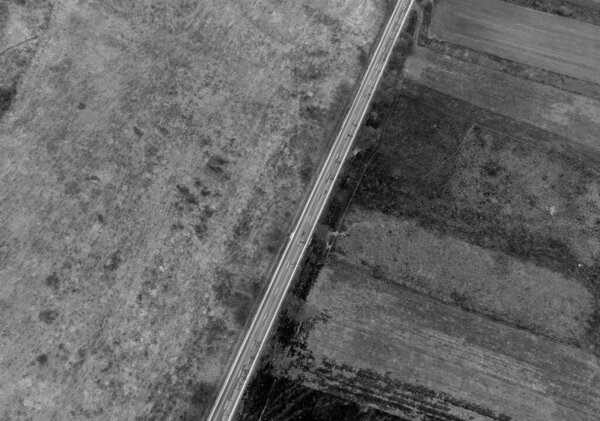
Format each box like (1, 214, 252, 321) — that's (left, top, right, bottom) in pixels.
(0, 0, 387, 419)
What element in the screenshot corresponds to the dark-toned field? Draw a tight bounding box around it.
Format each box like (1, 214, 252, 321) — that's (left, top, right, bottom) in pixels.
(404, 47, 600, 162)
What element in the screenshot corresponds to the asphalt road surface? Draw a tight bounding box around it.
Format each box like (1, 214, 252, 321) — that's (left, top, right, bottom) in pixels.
(207, 1, 416, 419)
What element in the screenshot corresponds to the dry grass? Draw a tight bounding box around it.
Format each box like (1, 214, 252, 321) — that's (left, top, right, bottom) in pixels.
(0, 0, 387, 419)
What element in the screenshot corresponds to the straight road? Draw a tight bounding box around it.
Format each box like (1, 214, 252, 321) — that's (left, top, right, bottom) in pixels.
(207, 1, 416, 419)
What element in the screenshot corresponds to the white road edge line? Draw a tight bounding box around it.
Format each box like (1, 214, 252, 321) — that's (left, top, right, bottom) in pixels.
(207, 1, 416, 419)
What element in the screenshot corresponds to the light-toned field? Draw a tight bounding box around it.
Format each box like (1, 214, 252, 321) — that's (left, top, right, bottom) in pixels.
(0, 0, 387, 419)
(403, 47, 600, 158)
(299, 260, 600, 421)
(335, 207, 593, 344)
(430, 0, 600, 85)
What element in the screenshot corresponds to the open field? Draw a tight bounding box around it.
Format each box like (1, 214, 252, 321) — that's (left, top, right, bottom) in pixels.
(430, 0, 600, 85)
(280, 90, 600, 418)
(242, 1, 600, 418)
(298, 260, 600, 421)
(353, 94, 600, 287)
(335, 208, 593, 344)
(403, 47, 600, 160)
(0, 0, 388, 419)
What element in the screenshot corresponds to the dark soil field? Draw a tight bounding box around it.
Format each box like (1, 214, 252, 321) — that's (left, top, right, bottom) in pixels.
(241, 0, 600, 419)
